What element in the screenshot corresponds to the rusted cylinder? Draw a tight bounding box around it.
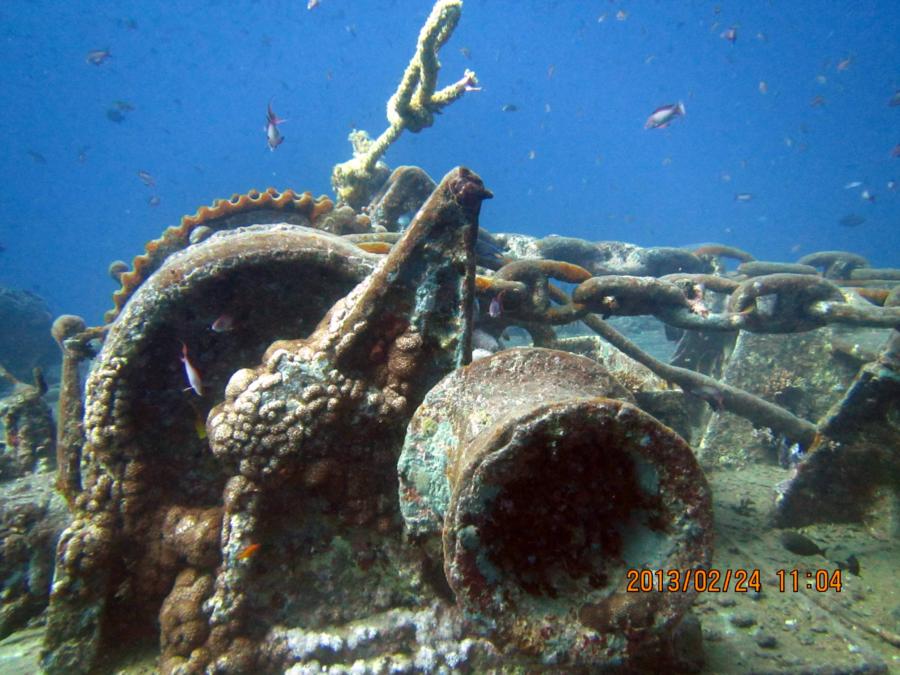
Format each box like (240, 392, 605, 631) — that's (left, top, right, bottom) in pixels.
(51, 314, 87, 505)
(399, 348, 713, 667)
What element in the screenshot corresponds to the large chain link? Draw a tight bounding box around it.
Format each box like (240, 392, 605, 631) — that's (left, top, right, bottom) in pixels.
(478, 261, 900, 334)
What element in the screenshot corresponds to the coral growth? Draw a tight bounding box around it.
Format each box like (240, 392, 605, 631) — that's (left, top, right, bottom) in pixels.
(106, 188, 335, 323)
(331, 1, 478, 208)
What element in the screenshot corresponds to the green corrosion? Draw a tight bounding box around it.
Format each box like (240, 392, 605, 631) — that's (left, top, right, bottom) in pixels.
(398, 419, 457, 536)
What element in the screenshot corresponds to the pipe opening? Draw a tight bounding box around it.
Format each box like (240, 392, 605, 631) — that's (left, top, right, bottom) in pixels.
(471, 419, 667, 600)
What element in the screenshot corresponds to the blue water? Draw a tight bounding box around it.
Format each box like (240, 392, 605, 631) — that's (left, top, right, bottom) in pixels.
(1, 0, 898, 324)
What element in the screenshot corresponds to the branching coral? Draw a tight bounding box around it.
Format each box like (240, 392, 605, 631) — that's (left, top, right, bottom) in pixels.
(331, 0, 478, 209)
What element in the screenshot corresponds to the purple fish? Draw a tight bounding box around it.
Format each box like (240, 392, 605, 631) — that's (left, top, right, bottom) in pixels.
(489, 294, 503, 318)
(645, 102, 685, 129)
(211, 313, 235, 333)
(265, 100, 286, 151)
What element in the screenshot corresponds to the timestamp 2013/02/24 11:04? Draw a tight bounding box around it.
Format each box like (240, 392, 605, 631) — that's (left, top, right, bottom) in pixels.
(625, 568, 843, 593)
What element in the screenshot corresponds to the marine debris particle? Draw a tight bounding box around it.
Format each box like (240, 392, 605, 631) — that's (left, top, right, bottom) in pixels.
(331, 0, 479, 208)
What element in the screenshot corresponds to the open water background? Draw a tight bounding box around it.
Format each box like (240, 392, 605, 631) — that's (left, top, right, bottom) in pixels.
(1, 0, 898, 323)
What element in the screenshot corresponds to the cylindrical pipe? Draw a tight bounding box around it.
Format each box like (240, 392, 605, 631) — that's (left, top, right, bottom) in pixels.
(50, 314, 87, 505)
(399, 348, 713, 667)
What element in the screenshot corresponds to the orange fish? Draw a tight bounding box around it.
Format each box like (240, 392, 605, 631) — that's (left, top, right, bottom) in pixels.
(236, 543, 261, 560)
(356, 241, 392, 254)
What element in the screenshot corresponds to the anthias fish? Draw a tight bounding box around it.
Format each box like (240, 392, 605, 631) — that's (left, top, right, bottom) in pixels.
(211, 313, 235, 333)
(86, 49, 111, 65)
(265, 101, 286, 151)
(645, 102, 685, 129)
(236, 543, 261, 560)
(180, 342, 204, 396)
(489, 294, 503, 318)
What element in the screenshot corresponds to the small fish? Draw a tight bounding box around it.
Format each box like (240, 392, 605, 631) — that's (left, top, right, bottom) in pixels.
(307, 0, 320, 8)
(860, 189, 875, 202)
(836, 57, 852, 71)
(644, 102, 685, 129)
(194, 415, 208, 440)
(890, 91, 900, 107)
(148, 195, 161, 207)
(734, 192, 753, 202)
(77, 146, 90, 163)
(265, 100, 286, 151)
(106, 108, 126, 123)
(459, 47, 471, 59)
(780, 531, 826, 557)
(86, 49, 111, 65)
(180, 342, 203, 396)
(118, 17, 138, 30)
(843, 180, 862, 189)
(137, 170, 155, 187)
(838, 214, 866, 227)
(835, 554, 860, 577)
(501, 103, 518, 112)
(114, 100, 135, 112)
(888, 179, 896, 191)
(211, 313, 235, 333)
(27, 150, 47, 164)
(615, 9, 628, 21)
(236, 543, 261, 560)
(720, 26, 737, 44)
(488, 292, 504, 318)
(758, 80, 768, 95)
(810, 95, 826, 107)
(356, 241, 392, 254)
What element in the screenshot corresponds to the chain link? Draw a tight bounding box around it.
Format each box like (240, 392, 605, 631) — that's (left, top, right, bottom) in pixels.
(480, 261, 900, 334)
